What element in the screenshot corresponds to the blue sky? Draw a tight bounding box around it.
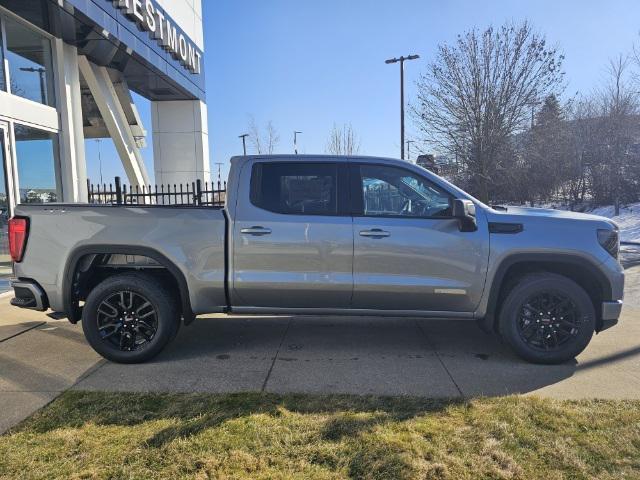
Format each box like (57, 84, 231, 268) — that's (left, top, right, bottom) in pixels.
(85, 0, 640, 185)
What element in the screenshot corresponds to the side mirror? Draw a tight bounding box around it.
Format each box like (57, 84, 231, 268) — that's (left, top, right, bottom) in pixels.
(452, 199, 477, 232)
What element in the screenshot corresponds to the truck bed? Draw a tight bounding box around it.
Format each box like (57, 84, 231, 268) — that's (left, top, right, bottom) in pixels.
(12, 204, 228, 316)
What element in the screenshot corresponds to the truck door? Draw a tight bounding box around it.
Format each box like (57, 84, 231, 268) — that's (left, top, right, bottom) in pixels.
(232, 161, 353, 309)
(350, 163, 489, 313)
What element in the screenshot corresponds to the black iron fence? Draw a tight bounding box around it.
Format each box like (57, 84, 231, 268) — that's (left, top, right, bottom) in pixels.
(87, 177, 227, 207)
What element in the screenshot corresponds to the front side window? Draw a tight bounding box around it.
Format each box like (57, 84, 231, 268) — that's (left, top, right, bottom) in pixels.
(251, 163, 338, 215)
(4, 16, 55, 106)
(14, 124, 60, 203)
(358, 164, 452, 218)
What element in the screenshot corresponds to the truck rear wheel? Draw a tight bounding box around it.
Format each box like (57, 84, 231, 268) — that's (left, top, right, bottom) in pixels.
(498, 273, 595, 364)
(82, 273, 179, 363)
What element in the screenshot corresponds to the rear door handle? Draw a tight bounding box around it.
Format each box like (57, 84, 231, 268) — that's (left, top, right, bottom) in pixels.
(240, 226, 272, 236)
(359, 229, 390, 238)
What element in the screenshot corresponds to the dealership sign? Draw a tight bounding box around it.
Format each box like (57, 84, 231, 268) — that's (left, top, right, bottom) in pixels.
(112, 0, 202, 74)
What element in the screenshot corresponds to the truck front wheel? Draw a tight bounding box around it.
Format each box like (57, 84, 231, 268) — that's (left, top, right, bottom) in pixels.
(82, 273, 179, 363)
(498, 273, 596, 364)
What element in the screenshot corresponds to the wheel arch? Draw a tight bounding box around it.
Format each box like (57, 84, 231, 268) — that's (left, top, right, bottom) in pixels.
(62, 245, 195, 325)
(480, 253, 612, 333)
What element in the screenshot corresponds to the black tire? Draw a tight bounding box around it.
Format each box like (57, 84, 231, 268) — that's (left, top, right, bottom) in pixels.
(498, 273, 595, 364)
(82, 273, 179, 363)
(169, 316, 182, 341)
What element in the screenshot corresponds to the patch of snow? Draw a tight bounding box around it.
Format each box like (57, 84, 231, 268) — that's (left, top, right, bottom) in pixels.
(590, 203, 640, 243)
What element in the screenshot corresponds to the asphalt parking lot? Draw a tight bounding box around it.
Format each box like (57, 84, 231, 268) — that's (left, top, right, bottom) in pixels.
(1, 246, 639, 433)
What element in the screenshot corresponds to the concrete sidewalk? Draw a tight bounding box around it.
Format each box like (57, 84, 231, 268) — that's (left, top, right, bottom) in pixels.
(2, 307, 639, 434)
(1, 262, 639, 434)
(0, 293, 100, 433)
(72, 306, 640, 399)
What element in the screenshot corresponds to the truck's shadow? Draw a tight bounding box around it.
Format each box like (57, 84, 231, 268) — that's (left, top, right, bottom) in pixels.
(148, 315, 583, 397)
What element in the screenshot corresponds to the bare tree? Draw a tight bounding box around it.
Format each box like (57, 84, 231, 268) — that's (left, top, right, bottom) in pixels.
(248, 116, 263, 155)
(593, 55, 639, 214)
(631, 40, 640, 86)
(325, 123, 361, 155)
(265, 121, 280, 154)
(413, 21, 565, 202)
(248, 116, 280, 154)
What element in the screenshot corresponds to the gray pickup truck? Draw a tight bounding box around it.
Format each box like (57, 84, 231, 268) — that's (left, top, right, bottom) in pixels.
(8, 155, 624, 364)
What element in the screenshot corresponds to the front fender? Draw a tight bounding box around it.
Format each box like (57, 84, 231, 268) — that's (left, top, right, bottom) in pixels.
(476, 252, 614, 333)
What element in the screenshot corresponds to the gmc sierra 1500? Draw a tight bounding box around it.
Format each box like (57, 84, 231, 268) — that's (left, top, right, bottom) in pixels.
(8, 155, 624, 364)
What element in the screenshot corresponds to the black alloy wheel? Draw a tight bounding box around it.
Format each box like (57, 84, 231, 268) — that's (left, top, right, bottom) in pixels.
(499, 273, 595, 364)
(97, 290, 159, 352)
(516, 291, 582, 352)
(82, 273, 179, 363)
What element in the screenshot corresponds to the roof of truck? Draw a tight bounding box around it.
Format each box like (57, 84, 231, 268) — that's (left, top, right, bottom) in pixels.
(230, 154, 404, 164)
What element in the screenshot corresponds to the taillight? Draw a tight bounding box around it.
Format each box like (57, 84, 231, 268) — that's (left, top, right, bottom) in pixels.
(9, 217, 29, 263)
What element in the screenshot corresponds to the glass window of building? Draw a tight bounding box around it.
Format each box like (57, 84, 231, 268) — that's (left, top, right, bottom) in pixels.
(14, 124, 60, 203)
(0, 23, 6, 92)
(0, 132, 9, 289)
(3, 16, 55, 106)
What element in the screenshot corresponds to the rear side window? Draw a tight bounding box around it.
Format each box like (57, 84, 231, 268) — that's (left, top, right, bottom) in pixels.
(250, 163, 338, 215)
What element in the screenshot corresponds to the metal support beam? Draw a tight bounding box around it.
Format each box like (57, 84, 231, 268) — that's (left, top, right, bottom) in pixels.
(112, 78, 147, 147)
(77, 56, 150, 187)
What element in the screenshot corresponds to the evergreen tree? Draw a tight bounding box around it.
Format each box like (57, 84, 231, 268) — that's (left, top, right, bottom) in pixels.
(524, 94, 567, 204)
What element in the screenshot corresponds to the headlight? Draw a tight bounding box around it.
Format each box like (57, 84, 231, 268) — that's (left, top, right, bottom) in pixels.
(597, 229, 619, 259)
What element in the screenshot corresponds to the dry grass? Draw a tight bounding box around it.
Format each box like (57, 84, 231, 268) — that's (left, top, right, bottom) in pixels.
(1, 392, 639, 479)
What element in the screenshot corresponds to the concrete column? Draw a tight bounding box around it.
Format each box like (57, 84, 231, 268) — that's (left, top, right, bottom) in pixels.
(151, 100, 210, 186)
(53, 40, 87, 202)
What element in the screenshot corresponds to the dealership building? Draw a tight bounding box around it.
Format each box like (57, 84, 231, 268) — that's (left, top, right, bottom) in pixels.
(0, 0, 207, 282)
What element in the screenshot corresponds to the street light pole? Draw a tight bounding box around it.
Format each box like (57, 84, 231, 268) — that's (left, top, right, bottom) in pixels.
(293, 131, 302, 154)
(214, 162, 224, 183)
(385, 54, 419, 160)
(19, 67, 47, 104)
(406, 140, 415, 161)
(95, 139, 103, 185)
(238, 134, 249, 155)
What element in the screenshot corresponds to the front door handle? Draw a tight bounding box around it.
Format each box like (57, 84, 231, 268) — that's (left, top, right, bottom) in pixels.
(240, 226, 272, 236)
(359, 228, 390, 238)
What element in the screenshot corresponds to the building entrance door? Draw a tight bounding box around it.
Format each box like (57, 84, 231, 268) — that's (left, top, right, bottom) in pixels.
(0, 123, 13, 292)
